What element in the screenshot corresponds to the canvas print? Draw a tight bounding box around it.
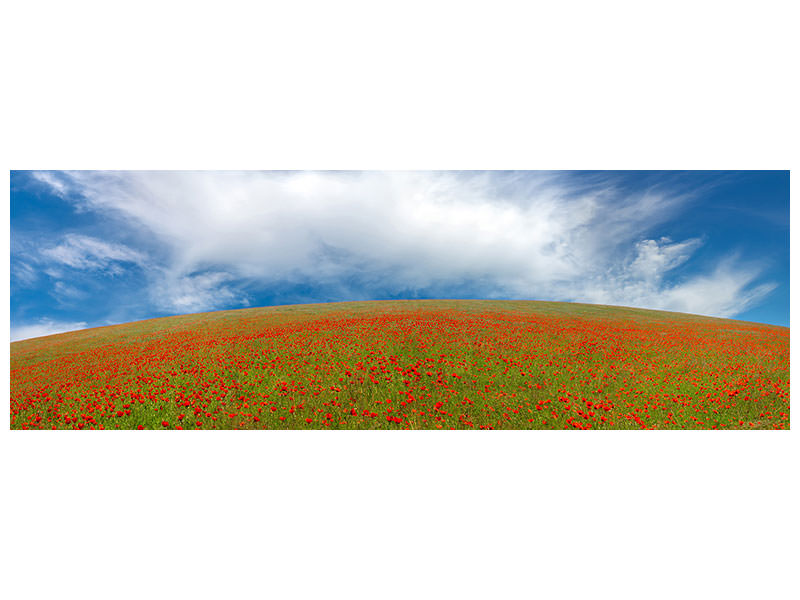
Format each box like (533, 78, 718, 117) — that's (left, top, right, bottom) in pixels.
(9, 171, 789, 430)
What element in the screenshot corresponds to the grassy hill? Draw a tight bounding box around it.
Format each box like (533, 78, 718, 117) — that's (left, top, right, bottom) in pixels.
(10, 300, 790, 430)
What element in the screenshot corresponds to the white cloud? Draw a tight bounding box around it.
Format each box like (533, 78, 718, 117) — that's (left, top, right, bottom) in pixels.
(52, 281, 88, 301)
(40, 233, 146, 271)
(11, 261, 38, 287)
(571, 241, 775, 318)
(29, 171, 776, 319)
(31, 171, 69, 197)
(627, 237, 701, 283)
(10, 319, 89, 342)
(649, 259, 777, 318)
(150, 270, 248, 313)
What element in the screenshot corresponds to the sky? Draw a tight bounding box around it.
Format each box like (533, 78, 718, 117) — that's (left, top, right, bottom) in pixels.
(9, 170, 789, 341)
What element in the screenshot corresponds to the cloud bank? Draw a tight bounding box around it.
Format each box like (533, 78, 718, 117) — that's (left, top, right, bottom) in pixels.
(24, 170, 775, 323)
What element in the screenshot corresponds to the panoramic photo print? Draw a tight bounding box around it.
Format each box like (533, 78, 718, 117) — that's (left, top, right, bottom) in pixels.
(10, 170, 789, 430)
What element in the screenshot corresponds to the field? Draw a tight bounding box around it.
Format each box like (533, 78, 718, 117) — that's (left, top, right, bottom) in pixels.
(9, 300, 790, 430)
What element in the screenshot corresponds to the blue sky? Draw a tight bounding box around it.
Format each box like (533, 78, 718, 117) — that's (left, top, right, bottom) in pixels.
(9, 170, 789, 340)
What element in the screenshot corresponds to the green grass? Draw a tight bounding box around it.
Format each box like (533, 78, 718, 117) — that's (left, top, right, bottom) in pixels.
(10, 300, 790, 430)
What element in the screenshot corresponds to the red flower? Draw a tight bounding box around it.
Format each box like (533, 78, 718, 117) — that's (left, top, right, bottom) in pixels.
(161, 420, 169, 428)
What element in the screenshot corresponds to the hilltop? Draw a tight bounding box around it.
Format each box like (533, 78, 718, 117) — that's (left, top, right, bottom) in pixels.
(10, 300, 790, 430)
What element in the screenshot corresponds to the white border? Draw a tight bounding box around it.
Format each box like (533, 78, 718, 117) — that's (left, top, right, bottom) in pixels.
(2, 2, 796, 599)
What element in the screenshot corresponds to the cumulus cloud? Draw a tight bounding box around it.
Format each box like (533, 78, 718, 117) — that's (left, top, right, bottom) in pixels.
(10, 319, 89, 342)
(29, 170, 776, 318)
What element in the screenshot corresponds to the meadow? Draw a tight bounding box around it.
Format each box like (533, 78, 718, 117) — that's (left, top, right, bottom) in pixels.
(9, 300, 790, 430)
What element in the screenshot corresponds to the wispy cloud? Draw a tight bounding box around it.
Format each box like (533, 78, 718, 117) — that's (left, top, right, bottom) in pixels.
(150, 270, 249, 313)
(11, 261, 38, 288)
(40, 233, 146, 271)
(10, 318, 89, 342)
(645, 256, 777, 317)
(565, 241, 776, 318)
(29, 170, 776, 319)
(52, 281, 89, 302)
(30, 171, 69, 197)
(628, 237, 702, 284)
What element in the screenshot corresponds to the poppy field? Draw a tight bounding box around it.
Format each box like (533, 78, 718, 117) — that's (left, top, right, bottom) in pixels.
(9, 300, 790, 430)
